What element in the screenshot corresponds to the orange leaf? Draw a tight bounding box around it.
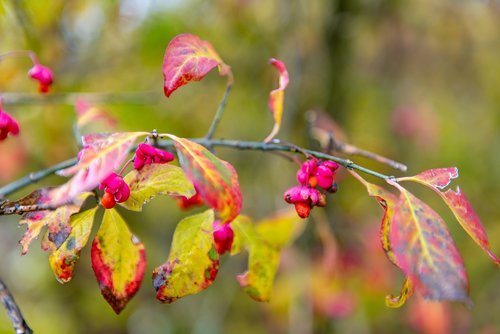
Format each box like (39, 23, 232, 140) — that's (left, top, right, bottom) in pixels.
(91, 208, 146, 314)
(163, 33, 232, 97)
(166, 135, 242, 223)
(388, 180, 470, 304)
(264, 58, 289, 143)
(50, 132, 147, 206)
(398, 168, 500, 265)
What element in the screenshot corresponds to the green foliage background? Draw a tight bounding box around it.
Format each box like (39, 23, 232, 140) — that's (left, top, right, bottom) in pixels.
(1, 0, 499, 333)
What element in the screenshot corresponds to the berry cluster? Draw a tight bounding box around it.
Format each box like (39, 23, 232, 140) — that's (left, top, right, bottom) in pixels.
(0, 108, 20, 141)
(28, 64, 54, 93)
(134, 143, 175, 170)
(99, 173, 131, 209)
(100, 144, 176, 208)
(212, 220, 234, 255)
(284, 158, 339, 218)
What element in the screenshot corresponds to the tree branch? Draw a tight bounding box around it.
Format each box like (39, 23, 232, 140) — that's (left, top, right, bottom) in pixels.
(0, 92, 161, 106)
(0, 137, 398, 206)
(0, 277, 33, 334)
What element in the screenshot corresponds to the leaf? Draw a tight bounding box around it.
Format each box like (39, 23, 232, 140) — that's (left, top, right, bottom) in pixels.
(264, 58, 289, 143)
(353, 175, 414, 307)
(163, 33, 232, 97)
(17, 189, 92, 255)
(50, 132, 148, 206)
(388, 180, 470, 304)
(75, 98, 117, 129)
(385, 277, 414, 308)
(231, 215, 282, 302)
(166, 135, 242, 223)
(398, 168, 500, 265)
(49, 207, 98, 283)
(91, 208, 146, 314)
(120, 164, 195, 211)
(255, 208, 305, 249)
(153, 210, 218, 303)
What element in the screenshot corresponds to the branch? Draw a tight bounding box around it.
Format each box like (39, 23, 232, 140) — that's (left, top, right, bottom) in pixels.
(0, 278, 33, 334)
(0, 92, 161, 106)
(0, 138, 397, 205)
(205, 81, 233, 140)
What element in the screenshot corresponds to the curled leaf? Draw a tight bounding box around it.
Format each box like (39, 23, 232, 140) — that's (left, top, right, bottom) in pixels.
(163, 33, 232, 97)
(49, 207, 98, 283)
(264, 58, 289, 143)
(166, 135, 242, 223)
(50, 132, 147, 206)
(91, 208, 146, 314)
(385, 277, 414, 308)
(153, 210, 218, 303)
(16, 189, 92, 255)
(398, 168, 500, 265)
(120, 164, 195, 211)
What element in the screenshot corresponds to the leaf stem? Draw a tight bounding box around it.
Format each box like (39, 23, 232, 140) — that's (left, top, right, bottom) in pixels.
(0, 277, 33, 334)
(0, 50, 37, 64)
(205, 82, 232, 140)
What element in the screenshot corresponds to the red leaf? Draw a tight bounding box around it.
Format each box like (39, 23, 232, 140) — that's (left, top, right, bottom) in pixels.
(50, 132, 147, 206)
(398, 168, 500, 265)
(166, 135, 242, 223)
(388, 180, 470, 304)
(163, 34, 232, 97)
(264, 58, 289, 142)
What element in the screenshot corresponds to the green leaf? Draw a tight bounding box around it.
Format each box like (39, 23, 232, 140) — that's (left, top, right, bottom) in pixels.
(120, 163, 195, 211)
(49, 207, 98, 283)
(91, 208, 146, 314)
(165, 135, 242, 223)
(255, 209, 305, 249)
(232, 214, 301, 302)
(153, 209, 218, 303)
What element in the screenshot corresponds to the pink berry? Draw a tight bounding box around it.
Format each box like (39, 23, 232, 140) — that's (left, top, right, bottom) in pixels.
(28, 64, 53, 93)
(213, 220, 234, 255)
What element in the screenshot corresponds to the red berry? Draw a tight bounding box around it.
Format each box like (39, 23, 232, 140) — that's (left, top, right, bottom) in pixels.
(101, 192, 116, 209)
(294, 201, 311, 219)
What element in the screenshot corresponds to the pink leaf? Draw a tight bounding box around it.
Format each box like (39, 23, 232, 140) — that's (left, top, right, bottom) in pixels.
(50, 132, 147, 206)
(398, 168, 500, 265)
(163, 34, 232, 97)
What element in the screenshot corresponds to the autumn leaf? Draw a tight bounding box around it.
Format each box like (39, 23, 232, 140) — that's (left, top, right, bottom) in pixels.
(231, 212, 303, 302)
(255, 209, 305, 249)
(91, 208, 146, 314)
(163, 33, 232, 97)
(387, 180, 470, 304)
(50, 132, 148, 206)
(398, 167, 500, 265)
(75, 98, 117, 129)
(16, 189, 92, 255)
(120, 163, 195, 211)
(153, 210, 219, 303)
(49, 207, 98, 283)
(264, 58, 289, 143)
(165, 135, 242, 223)
(349, 170, 414, 307)
(231, 215, 279, 302)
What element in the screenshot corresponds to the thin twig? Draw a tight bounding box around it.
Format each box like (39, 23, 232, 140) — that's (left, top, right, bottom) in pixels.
(0, 92, 161, 106)
(0, 277, 33, 334)
(0, 138, 395, 203)
(205, 82, 232, 140)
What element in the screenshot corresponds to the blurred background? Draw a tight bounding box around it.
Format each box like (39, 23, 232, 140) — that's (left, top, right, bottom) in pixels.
(1, 0, 500, 333)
